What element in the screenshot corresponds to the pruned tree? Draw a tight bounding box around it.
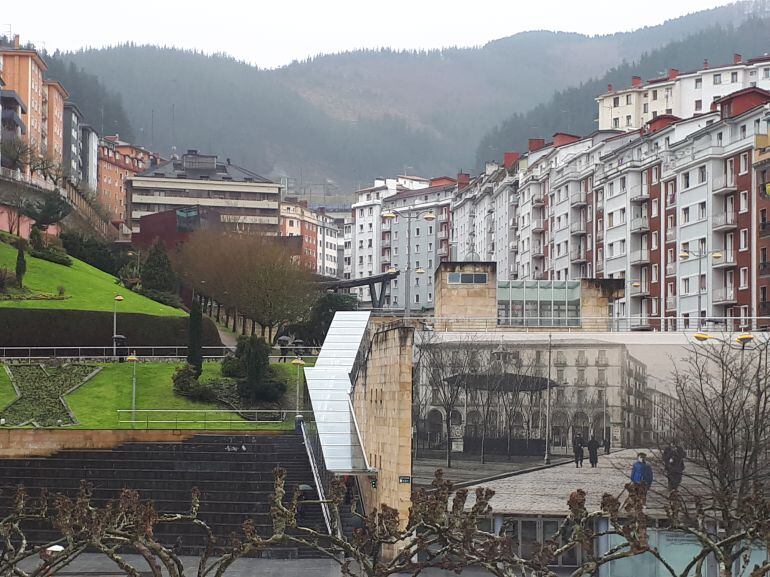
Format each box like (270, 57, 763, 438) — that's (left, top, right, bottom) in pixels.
(141, 239, 176, 293)
(22, 192, 72, 230)
(187, 296, 203, 377)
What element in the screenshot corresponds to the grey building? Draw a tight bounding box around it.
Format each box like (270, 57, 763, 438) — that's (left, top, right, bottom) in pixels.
(382, 182, 454, 311)
(63, 102, 84, 185)
(79, 124, 99, 193)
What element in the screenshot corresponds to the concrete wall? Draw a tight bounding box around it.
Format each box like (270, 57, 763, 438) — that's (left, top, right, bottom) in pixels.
(352, 325, 414, 527)
(434, 262, 497, 327)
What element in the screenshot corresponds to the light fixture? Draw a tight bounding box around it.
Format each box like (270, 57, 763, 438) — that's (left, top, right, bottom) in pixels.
(291, 357, 306, 367)
(631, 281, 641, 288)
(693, 332, 711, 342)
(679, 251, 690, 259)
(736, 333, 754, 345)
(126, 353, 139, 363)
(387, 266, 398, 274)
(415, 267, 426, 274)
(382, 210, 397, 219)
(422, 212, 436, 221)
(712, 252, 723, 260)
(114, 295, 124, 302)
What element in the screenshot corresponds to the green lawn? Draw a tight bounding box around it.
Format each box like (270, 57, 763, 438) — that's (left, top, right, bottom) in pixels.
(0, 366, 15, 409)
(0, 241, 184, 316)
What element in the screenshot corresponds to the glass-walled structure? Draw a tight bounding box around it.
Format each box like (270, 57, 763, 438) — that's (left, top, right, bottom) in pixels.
(497, 280, 581, 326)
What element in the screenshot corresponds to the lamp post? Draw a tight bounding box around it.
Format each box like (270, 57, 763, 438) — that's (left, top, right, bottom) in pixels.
(679, 249, 723, 328)
(544, 333, 552, 465)
(126, 352, 138, 427)
(113, 295, 124, 357)
(382, 207, 435, 318)
(291, 357, 306, 414)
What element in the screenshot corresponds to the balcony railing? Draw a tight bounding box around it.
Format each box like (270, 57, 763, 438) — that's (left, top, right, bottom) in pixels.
(438, 228, 449, 239)
(596, 260, 604, 273)
(713, 286, 737, 304)
(666, 262, 677, 276)
(570, 220, 587, 235)
(570, 191, 587, 207)
(570, 248, 587, 263)
(630, 249, 650, 264)
(666, 193, 677, 207)
(629, 185, 650, 203)
(760, 301, 770, 316)
(712, 211, 737, 230)
(596, 228, 604, 241)
(665, 228, 676, 242)
(629, 281, 650, 297)
(712, 174, 737, 194)
(713, 250, 737, 268)
(596, 198, 604, 212)
(532, 245, 545, 257)
(666, 296, 677, 310)
(531, 218, 545, 232)
(630, 216, 649, 233)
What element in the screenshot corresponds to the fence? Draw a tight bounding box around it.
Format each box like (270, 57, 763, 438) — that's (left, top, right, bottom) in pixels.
(299, 417, 338, 536)
(116, 409, 314, 430)
(0, 345, 319, 361)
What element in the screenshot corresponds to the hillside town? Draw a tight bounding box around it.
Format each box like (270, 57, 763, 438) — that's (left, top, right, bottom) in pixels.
(1, 14, 770, 577)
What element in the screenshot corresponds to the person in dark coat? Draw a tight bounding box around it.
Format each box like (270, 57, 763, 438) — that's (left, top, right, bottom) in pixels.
(662, 441, 685, 489)
(587, 435, 600, 468)
(573, 433, 584, 467)
(603, 436, 611, 454)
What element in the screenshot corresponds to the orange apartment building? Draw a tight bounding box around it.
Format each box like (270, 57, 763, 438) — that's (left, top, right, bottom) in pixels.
(279, 200, 318, 271)
(0, 36, 48, 166)
(98, 135, 159, 228)
(43, 80, 67, 165)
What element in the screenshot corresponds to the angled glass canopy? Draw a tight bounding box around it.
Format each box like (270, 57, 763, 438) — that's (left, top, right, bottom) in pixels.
(304, 311, 372, 473)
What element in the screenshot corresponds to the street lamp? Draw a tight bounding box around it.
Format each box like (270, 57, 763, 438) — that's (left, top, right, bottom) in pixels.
(291, 357, 306, 414)
(679, 249, 723, 328)
(693, 331, 755, 349)
(381, 208, 436, 318)
(127, 352, 138, 427)
(113, 295, 124, 357)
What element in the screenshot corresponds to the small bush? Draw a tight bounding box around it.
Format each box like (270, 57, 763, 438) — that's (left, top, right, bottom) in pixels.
(187, 379, 221, 403)
(30, 246, 72, 266)
(221, 353, 245, 378)
(172, 364, 198, 394)
(0, 268, 16, 292)
(29, 228, 44, 251)
(137, 289, 182, 309)
(236, 367, 287, 403)
(57, 285, 66, 297)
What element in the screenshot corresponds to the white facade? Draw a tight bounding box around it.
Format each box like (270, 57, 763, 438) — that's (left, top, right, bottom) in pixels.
(317, 212, 342, 278)
(80, 125, 99, 193)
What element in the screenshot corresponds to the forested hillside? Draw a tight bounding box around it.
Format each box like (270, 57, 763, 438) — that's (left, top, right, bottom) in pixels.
(476, 17, 770, 168)
(57, 2, 766, 194)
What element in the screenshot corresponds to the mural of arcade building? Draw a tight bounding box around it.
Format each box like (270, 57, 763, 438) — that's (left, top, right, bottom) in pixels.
(415, 337, 659, 455)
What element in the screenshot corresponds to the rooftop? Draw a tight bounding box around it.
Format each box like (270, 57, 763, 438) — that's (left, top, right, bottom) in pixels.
(138, 150, 274, 184)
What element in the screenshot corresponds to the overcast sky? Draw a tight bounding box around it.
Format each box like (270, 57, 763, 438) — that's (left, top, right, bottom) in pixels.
(7, 0, 726, 69)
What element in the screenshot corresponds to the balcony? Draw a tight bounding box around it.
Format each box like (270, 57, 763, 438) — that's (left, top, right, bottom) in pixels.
(596, 259, 604, 273)
(531, 191, 545, 206)
(712, 250, 737, 268)
(531, 218, 545, 232)
(629, 316, 653, 331)
(713, 286, 737, 305)
(712, 174, 737, 195)
(595, 355, 609, 367)
(629, 281, 650, 297)
(570, 220, 587, 235)
(532, 245, 545, 257)
(570, 191, 587, 207)
(666, 296, 677, 310)
(438, 245, 448, 257)
(712, 211, 737, 231)
(630, 249, 650, 264)
(438, 228, 449, 239)
(381, 252, 391, 264)
(629, 185, 650, 203)
(596, 228, 604, 242)
(666, 193, 677, 208)
(665, 262, 677, 276)
(630, 216, 649, 233)
(381, 237, 391, 248)
(381, 220, 391, 231)
(596, 198, 604, 212)
(760, 220, 770, 238)
(570, 248, 587, 263)
(665, 228, 676, 243)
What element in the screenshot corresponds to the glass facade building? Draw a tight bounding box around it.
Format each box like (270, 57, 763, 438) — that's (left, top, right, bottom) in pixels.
(497, 280, 581, 326)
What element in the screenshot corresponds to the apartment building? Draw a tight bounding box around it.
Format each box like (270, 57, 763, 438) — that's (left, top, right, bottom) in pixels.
(0, 37, 48, 162)
(342, 217, 353, 280)
(512, 86, 770, 330)
(43, 80, 67, 165)
(279, 200, 318, 272)
(381, 179, 455, 309)
(128, 149, 281, 235)
(316, 210, 342, 278)
(62, 102, 83, 185)
(0, 86, 26, 169)
(80, 124, 99, 193)
(597, 53, 770, 131)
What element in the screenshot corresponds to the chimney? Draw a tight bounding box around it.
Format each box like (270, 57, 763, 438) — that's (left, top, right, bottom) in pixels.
(503, 151, 520, 169)
(703, 59, 709, 69)
(456, 172, 470, 188)
(607, 83, 614, 93)
(667, 68, 679, 80)
(733, 53, 742, 65)
(553, 132, 580, 147)
(631, 76, 642, 88)
(12, 35, 19, 48)
(528, 138, 546, 152)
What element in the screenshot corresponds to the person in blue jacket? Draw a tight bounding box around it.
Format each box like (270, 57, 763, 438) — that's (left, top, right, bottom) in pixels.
(630, 452, 653, 488)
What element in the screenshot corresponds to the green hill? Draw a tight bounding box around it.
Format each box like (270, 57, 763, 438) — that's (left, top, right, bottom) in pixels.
(0, 241, 184, 317)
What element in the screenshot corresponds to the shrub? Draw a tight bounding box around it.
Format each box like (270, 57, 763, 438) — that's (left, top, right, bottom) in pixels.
(0, 268, 16, 292)
(30, 246, 72, 266)
(172, 364, 198, 394)
(15, 246, 26, 288)
(141, 240, 176, 292)
(29, 227, 44, 251)
(186, 379, 222, 403)
(60, 232, 129, 275)
(57, 285, 66, 297)
(221, 353, 245, 378)
(137, 288, 182, 308)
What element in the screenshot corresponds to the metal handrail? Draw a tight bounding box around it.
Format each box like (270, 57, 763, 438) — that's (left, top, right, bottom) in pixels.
(299, 418, 335, 536)
(0, 345, 318, 361)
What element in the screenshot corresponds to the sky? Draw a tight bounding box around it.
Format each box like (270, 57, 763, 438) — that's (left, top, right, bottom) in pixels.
(6, 0, 727, 69)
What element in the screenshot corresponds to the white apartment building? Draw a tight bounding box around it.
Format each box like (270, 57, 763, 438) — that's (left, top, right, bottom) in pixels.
(343, 217, 353, 280)
(381, 181, 454, 310)
(317, 211, 342, 278)
(597, 54, 770, 131)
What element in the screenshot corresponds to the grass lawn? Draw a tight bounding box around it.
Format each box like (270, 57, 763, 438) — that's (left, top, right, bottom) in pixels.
(0, 241, 184, 316)
(63, 361, 301, 430)
(0, 366, 15, 409)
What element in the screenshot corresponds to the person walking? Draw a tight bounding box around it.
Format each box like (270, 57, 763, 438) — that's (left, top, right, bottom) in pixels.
(587, 435, 600, 468)
(662, 441, 685, 490)
(630, 452, 654, 505)
(603, 436, 611, 455)
(573, 432, 585, 468)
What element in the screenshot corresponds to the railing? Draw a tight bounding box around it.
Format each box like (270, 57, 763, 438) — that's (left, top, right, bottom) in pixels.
(666, 228, 676, 242)
(666, 262, 677, 276)
(299, 417, 336, 536)
(630, 216, 649, 233)
(713, 286, 737, 304)
(570, 221, 586, 234)
(570, 191, 587, 206)
(0, 345, 318, 361)
(630, 249, 650, 264)
(713, 250, 737, 267)
(531, 218, 545, 231)
(116, 409, 314, 429)
(629, 281, 650, 297)
(569, 248, 587, 262)
(531, 191, 545, 205)
(712, 211, 737, 229)
(712, 174, 737, 192)
(760, 221, 770, 238)
(629, 185, 649, 203)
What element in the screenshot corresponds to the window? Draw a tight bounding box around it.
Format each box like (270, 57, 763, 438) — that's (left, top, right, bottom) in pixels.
(731, 71, 738, 83)
(626, 94, 632, 105)
(682, 172, 690, 189)
(652, 198, 659, 217)
(652, 264, 659, 283)
(613, 96, 620, 107)
(695, 77, 702, 89)
(643, 103, 649, 113)
(612, 118, 619, 129)
(652, 231, 658, 250)
(740, 267, 748, 289)
(698, 202, 706, 220)
(740, 125, 747, 139)
(626, 115, 632, 127)
(695, 99, 703, 111)
(682, 277, 691, 295)
(740, 228, 748, 251)
(698, 166, 706, 183)
(652, 89, 658, 100)
(740, 152, 749, 174)
(713, 73, 722, 85)
(652, 165, 659, 183)
(447, 273, 488, 284)
(681, 207, 690, 224)
(740, 190, 748, 213)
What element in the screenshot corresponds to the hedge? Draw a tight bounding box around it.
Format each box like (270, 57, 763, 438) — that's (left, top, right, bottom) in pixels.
(0, 309, 221, 348)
